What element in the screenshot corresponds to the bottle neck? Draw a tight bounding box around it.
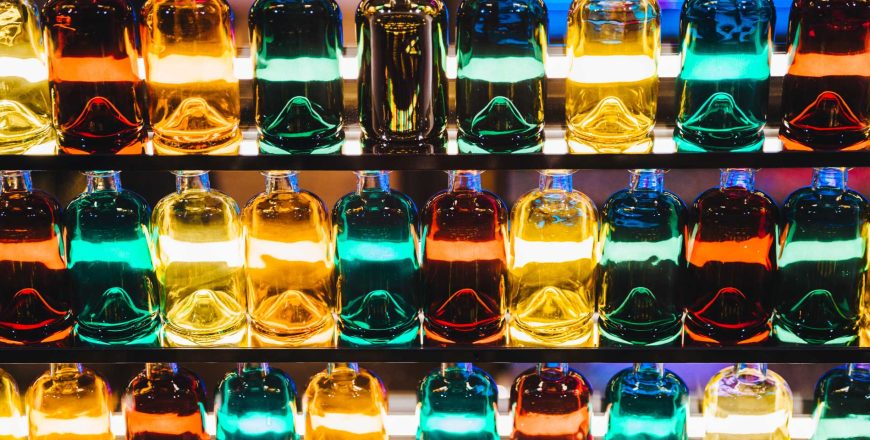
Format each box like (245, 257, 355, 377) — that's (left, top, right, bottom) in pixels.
(720, 168, 756, 192)
(356, 171, 391, 193)
(441, 363, 473, 375)
(328, 362, 360, 380)
(539, 170, 574, 192)
(448, 170, 482, 192)
(812, 167, 847, 191)
(633, 363, 665, 380)
(86, 171, 122, 193)
(145, 362, 178, 380)
(265, 171, 299, 194)
(630, 169, 664, 192)
(1, 170, 32, 193)
(175, 171, 211, 193)
(848, 363, 870, 380)
(735, 363, 768, 384)
(49, 363, 82, 379)
(537, 363, 569, 380)
(238, 362, 270, 377)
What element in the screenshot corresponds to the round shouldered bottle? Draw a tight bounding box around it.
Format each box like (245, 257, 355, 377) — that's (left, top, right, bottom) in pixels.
(304, 362, 388, 440)
(604, 363, 689, 440)
(417, 363, 499, 440)
(215, 363, 297, 440)
(702, 363, 792, 440)
(26, 363, 112, 440)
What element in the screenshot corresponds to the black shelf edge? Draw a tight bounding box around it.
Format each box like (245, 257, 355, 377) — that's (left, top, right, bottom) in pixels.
(1, 347, 866, 364)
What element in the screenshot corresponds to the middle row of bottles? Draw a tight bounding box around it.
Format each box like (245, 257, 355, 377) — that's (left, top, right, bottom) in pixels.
(0, 167, 868, 348)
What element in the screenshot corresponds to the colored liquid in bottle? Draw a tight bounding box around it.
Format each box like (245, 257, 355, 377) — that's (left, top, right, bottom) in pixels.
(26, 364, 112, 440)
(124, 363, 209, 440)
(304, 363, 388, 440)
(702, 363, 792, 440)
(810, 364, 870, 440)
(216, 363, 297, 440)
(417, 363, 499, 440)
(510, 363, 592, 440)
(0, 368, 24, 440)
(604, 363, 689, 440)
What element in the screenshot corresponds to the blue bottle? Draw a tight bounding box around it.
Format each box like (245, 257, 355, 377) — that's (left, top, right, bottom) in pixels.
(215, 363, 297, 440)
(604, 363, 689, 440)
(811, 363, 870, 440)
(417, 363, 499, 440)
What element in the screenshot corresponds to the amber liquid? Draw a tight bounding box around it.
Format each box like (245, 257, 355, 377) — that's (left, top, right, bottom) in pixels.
(124, 369, 209, 440)
(511, 367, 592, 440)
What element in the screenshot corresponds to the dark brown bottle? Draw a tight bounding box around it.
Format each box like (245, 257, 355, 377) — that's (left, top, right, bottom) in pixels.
(123, 363, 209, 440)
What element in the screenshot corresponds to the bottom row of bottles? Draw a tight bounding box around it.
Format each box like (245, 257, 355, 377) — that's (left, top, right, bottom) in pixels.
(0, 362, 866, 440)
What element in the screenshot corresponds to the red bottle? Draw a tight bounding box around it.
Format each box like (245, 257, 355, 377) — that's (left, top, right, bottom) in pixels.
(123, 363, 209, 440)
(422, 170, 508, 345)
(685, 168, 777, 345)
(510, 363, 592, 440)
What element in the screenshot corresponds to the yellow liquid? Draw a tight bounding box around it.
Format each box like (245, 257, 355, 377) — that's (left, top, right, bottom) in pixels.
(305, 364, 389, 440)
(508, 185, 598, 347)
(243, 189, 335, 346)
(140, 0, 241, 155)
(153, 188, 247, 346)
(25, 365, 112, 440)
(565, 0, 660, 153)
(0, 368, 24, 440)
(702, 366, 792, 440)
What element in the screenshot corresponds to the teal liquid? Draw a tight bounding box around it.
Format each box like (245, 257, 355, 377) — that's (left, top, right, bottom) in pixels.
(417, 364, 498, 440)
(216, 364, 297, 440)
(604, 364, 688, 440)
(811, 364, 870, 440)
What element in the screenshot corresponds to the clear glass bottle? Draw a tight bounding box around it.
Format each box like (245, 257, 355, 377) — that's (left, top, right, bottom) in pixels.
(675, 0, 774, 152)
(26, 363, 112, 440)
(140, 0, 242, 155)
(0, 367, 24, 440)
(598, 169, 685, 347)
(249, 0, 344, 154)
(0, 170, 71, 346)
(422, 170, 508, 345)
(509, 170, 597, 347)
(243, 171, 334, 347)
(304, 362, 388, 440)
(510, 363, 592, 440)
(417, 363, 499, 440)
(333, 171, 419, 346)
(455, 0, 547, 153)
(123, 363, 209, 440)
(604, 363, 689, 440)
(152, 170, 247, 346)
(356, 0, 449, 153)
(65, 170, 159, 346)
(702, 363, 792, 440)
(0, 0, 54, 154)
(810, 363, 870, 440)
(686, 168, 777, 345)
(215, 363, 297, 440)
(565, 0, 660, 153)
(777, 167, 867, 345)
(43, 0, 147, 154)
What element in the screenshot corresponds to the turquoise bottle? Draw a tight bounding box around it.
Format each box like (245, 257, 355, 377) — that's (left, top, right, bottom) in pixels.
(215, 363, 297, 440)
(417, 363, 499, 440)
(811, 363, 870, 440)
(65, 171, 159, 346)
(333, 171, 420, 346)
(604, 363, 689, 440)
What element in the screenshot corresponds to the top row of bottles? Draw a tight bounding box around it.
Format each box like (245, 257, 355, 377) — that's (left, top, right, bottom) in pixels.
(0, 0, 868, 155)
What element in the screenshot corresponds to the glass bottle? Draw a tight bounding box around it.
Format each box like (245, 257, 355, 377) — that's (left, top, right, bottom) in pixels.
(776, 168, 867, 345)
(702, 363, 792, 440)
(510, 363, 592, 440)
(152, 170, 247, 346)
(26, 363, 112, 440)
(509, 170, 597, 347)
(65, 170, 159, 346)
(598, 169, 685, 347)
(565, 0, 660, 154)
(333, 170, 419, 346)
(249, 0, 344, 154)
(356, 0, 449, 153)
(0, 0, 54, 154)
(304, 362, 388, 440)
(243, 171, 334, 347)
(675, 0, 774, 152)
(123, 363, 209, 440)
(779, 0, 870, 151)
(417, 363, 499, 440)
(604, 363, 689, 440)
(43, 0, 147, 154)
(455, 0, 547, 153)
(686, 168, 777, 345)
(810, 363, 870, 440)
(140, 0, 242, 155)
(215, 363, 297, 440)
(0, 368, 24, 440)
(422, 170, 508, 345)
(0, 170, 71, 346)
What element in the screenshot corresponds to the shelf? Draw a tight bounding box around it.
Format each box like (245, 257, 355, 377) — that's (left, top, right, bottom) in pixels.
(1, 346, 866, 364)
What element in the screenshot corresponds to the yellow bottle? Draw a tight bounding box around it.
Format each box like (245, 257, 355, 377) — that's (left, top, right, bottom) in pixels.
(25, 364, 112, 440)
(702, 363, 792, 440)
(305, 362, 388, 440)
(152, 170, 247, 346)
(243, 170, 335, 346)
(565, 0, 660, 154)
(0, 368, 24, 440)
(509, 170, 598, 347)
(140, 0, 242, 155)
(0, 0, 54, 154)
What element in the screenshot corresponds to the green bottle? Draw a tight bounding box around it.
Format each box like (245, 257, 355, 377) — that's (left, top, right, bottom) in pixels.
(604, 363, 688, 440)
(215, 363, 297, 440)
(417, 363, 498, 440)
(811, 364, 870, 440)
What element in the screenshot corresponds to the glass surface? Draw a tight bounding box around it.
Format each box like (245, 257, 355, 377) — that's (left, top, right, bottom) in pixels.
(422, 171, 508, 346)
(417, 363, 498, 440)
(510, 363, 592, 440)
(65, 171, 159, 346)
(333, 171, 419, 346)
(604, 363, 689, 440)
(674, 0, 774, 152)
(43, 0, 146, 154)
(598, 170, 685, 346)
(249, 0, 344, 154)
(152, 171, 247, 346)
(455, 0, 547, 153)
(0, 368, 24, 440)
(140, 0, 242, 155)
(26, 364, 112, 440)
(0, 0, 54, 154)
(508, 170, 597, 347)
(702, 363, 792, 440)
(123, 363, 209, 440)
(0, 171, 71, 346)
(686, 169, 776, 345)
(215, 363, 297, 440)
(565, 0, 660, 153)
(243, 171, 334, 347)
(810, 364, 870, 440)
(304, 363, 388, 440)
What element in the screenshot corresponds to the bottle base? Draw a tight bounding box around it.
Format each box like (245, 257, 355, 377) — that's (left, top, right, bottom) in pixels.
(457, 132, 543, 154)
(163, 323, 248, 347)
(362, 134, 447, 154)
(684, 316, 771, 346)
(75, 319, 162, 346)
(566, 133, 653, 154)
(249, 321, 336, 347)
(508, 320, 596, 347)
(339, 322, 420, 347)
(259, 130, 344, 155)
(152, 129, 242, 155)
(674, 130, 764, 153)
(780, 125, 870, 151)
(0, 125, 56, 155)
(0, 323, 73, 347)
(773, 322, 857, 346)
(598, 320, 683, 347)
(58, 130, 147, 155)
(423, 321, 506, 346)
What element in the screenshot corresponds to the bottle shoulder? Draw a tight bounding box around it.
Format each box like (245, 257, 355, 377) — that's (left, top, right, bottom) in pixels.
(356, 0, 446, 19)
(457, 0, 547, 19)
(570, 0, 661, 18)
(783, 187, 869, 211)
(694, 187, 778, 211)
(154, 190, 241, 218)
(682, 0, 774, 19)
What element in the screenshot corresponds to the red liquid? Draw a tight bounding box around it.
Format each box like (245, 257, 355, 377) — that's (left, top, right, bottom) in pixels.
(124, 367, 209, 440)
(510, 366, 592, 440)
